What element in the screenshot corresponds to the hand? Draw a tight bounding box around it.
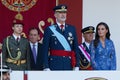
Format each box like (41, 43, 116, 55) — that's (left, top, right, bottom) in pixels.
(43, 68, 51, 71)
(73, 67, 79, 71)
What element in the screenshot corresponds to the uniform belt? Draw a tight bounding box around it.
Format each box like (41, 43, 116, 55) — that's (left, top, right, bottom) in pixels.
(6, 58, 26, 65)
(50, 50, 76, 67)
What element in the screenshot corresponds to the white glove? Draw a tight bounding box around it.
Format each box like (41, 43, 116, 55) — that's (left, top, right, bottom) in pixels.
(73, 67, 79, 71)
(43, 68, 51, 71)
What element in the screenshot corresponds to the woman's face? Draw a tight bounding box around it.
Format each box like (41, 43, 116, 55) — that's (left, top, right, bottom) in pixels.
(98, 25, 108, 38)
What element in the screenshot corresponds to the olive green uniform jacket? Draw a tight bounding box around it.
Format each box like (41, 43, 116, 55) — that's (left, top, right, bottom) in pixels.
(2, 35, 31, 70)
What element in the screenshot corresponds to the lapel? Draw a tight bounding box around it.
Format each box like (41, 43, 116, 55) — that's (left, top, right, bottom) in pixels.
(55, 23, 70, 43)
(19, 36, 25, 43)
(10, 35, 18, 46)
(36, 43, 42, 64)
(29, 43, 35, 64)
(36, 43, 39, 62)
(19, 37, 26, 48)
(55, 24, 63, 34)
(83, 42, 90, 53)
(55, 23, 68, 38)
(63, 24, 69, 35)
(55, 23, 68, 36)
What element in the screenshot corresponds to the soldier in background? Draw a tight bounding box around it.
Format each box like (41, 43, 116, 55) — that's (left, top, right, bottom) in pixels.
(2, 19, 30, 70)
(78, 26, 95, 70)
(0, 65, 11, 80)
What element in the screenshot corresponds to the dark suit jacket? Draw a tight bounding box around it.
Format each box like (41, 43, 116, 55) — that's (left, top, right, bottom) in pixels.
(29, 43, 43, 70)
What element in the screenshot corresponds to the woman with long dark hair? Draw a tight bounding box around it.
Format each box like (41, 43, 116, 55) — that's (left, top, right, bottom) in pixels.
(89, 22, 116, 70)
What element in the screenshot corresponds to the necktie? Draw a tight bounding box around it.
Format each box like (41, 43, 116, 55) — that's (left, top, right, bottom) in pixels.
(60, 24, 64, 31)
(32, 44, 37, 63)
(16, 37, 19, 43)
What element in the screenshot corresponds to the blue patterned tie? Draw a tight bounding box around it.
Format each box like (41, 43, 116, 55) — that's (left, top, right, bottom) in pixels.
(32, 44, 37, 63)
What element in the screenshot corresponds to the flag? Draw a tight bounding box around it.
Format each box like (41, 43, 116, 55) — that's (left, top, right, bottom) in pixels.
(0, 0, 56, 44)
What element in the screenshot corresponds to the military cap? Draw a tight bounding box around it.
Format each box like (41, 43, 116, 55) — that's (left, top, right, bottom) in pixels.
(81, 26, 95, 33)
(0, 65, 11, 73)
(53, 4, 67, 12)
(13, 19, 24, 26)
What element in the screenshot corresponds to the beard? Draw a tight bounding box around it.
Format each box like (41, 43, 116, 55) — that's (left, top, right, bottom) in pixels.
(60, 17, 66, 21)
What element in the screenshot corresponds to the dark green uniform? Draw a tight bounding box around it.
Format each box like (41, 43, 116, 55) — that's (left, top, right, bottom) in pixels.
(2, 35, 31, 70)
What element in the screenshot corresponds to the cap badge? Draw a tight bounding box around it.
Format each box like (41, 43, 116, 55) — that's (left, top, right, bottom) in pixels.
(61, 6, 65, 9)
(89, 27, 93, 30)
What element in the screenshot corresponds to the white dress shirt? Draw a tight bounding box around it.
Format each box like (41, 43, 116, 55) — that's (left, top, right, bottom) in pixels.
(85, 41, 90, 50)
(30, 42, 38, 56)
(13, 34, 21, 41)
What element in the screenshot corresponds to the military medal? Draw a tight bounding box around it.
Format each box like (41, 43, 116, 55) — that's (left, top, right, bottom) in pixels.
(68, 32, 72, 37)
(70, 41, 73, 44)
(68, 37, 71, 40)
(68, 32, 73, 44)
(55, 41, 57, 45)
(54, 38, 57, 45)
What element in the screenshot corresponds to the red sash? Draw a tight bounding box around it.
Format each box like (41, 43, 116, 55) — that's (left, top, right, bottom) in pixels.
(87, 66, 93, 70)
(50, 50, 76, 68)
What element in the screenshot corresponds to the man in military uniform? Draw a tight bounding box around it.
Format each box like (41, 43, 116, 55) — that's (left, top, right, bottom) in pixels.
(2, 19, 30, 70)
(78, 26, 95, 70)
(42, 4, 80, 70)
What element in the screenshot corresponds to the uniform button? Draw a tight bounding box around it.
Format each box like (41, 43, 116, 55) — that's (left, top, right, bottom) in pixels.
(84, 59, 86, 62)
(50, 58, 53, 60)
